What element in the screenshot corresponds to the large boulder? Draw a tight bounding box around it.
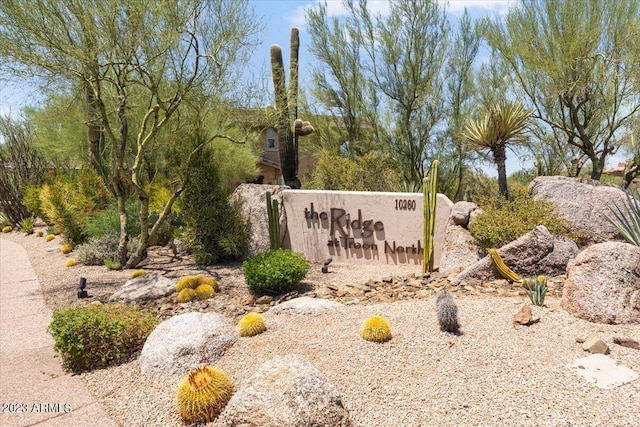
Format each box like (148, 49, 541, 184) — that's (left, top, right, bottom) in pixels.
(139, 312, 237, 376)
(109, 274, 175, 303)
(218, 354, 353, 427)
(562, 242, 640, 324)
(231, 183, 289, 256)
(451, 225, 579, 285)
(450, 201, 480, 228)
(439, 224, 481, 276)
(528, 176, 628, 244)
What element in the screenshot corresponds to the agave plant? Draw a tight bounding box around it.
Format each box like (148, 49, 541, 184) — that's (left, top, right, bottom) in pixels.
(602, 187, 640, 246)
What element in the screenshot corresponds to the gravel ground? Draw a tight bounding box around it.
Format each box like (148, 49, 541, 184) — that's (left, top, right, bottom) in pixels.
(3, 230, 640, 426)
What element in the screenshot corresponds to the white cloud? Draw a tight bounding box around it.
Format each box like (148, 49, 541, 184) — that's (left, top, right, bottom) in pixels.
(440, 0, 513, 15)
(286, 0, 390, 28)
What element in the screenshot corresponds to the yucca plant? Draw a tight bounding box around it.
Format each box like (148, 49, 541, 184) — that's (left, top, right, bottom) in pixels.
(602, 187, 640, 246)
(522, 275, 548, 306)
(0, 212, 12, 228)
(18, 216, 35, 234)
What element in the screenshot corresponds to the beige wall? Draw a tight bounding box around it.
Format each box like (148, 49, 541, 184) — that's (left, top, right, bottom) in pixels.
(282, 190, 453, 267)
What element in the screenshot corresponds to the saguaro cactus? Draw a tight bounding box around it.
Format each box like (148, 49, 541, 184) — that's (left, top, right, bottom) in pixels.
(270, 28, 314, 189)
(266, 191, 281, 250)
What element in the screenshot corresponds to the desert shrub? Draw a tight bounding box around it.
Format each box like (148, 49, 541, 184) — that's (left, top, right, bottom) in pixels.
(18, 216, 35, 234)
(469, 186, 577, 251)
(84, 201, 141, 239)
(0, 212, 11, 227)
(243, 249, 309, 296)
(75, 233, 137, 266)
(179, 147, 248, 264)
(47, 303, 157, 372)
(22, 185, 45, 222)
(104, 259, 122, 271)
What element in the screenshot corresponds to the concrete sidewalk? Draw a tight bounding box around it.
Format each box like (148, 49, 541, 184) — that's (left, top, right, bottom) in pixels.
(0, 238, 119, 427)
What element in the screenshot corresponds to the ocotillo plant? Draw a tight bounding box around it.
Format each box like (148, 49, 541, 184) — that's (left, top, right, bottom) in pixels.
(422, 160, 439, 274)
(266, 191, 280, 250)
(270, 28, 314, 189)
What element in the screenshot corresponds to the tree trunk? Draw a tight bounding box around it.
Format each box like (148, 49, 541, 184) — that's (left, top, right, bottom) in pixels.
(590, 155, 605, 180)
(492, 144, 509, 198)
(116, 192, 128, 266)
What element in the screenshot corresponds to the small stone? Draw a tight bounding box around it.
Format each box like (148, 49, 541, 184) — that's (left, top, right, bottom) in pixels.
(255, 295, 274, 305)
(514, 305, 533, 325)
(326, 283, 339, 291)
(366, 279, 376, 286)
(613, 337, 639, 350)
(575, 337, 585, 344)
(582, 335, 610, 354)
(382, 276, 393, 283)
(90, 300, 103, 305)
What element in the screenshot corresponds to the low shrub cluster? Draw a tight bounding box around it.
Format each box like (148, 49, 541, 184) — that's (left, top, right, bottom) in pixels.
(75, 233, 136, 266)
(243, 249, 309, 296)
(47, 303, 157, 372)
(469, 186, 578, 251)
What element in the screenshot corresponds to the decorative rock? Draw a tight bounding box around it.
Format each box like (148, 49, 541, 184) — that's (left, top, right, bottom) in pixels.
(451, 226, 579, 285)
(582, 335, 610, 355)
(613, 337, 640, 350)
(269, 296, 344, 315)
(562, 242, 640, 324)
(255, 295, 274, 305)
(231, 183, 289, 256)
(529, 176, 629, 244)
(450, 201, 479, 227)
(568, 354, 639, 389)
(139, 312, 237, 376)
(439, 223, 481, 276)
(513, 305, 533, 325)
(217, 354, 353, 427)
(109, 274, 176, 303)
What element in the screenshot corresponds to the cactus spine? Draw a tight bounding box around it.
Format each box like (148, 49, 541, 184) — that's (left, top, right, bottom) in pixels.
(266, 191, 281, 250)
(436, 289, 460, 333)
(488, 248, 520, 282)
(238, 312, 267, 337)
(522, 275, 548, 306)
(422, 160, 439, 274)
(176, 365, 234, 424)
(270, 28, 313, 188)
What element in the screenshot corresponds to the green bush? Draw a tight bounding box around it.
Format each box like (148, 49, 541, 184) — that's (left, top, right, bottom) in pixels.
(469, 185, 578, 251)
(47, 303, 157, 372)
(75, 233, 137, 266)
(0, 212, 12, 228)
(18, 216, 35, 234)
(243, 249, 309, 296)
(84, 201, 141, 239)
(179, 146, 248, 265)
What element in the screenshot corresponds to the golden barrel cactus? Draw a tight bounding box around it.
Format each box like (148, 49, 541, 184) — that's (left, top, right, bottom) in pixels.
(237, 312, 266, 337)
(195, 284, 215, 301)
(176, 288, 196, 303)
(176, 365, 234, 424)
(360, 316, 392, 343)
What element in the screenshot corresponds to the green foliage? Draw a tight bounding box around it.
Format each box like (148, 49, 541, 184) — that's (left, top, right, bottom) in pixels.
(180, 147, 248, 265)
(602, 187, 640, 246)
(22, 185, 44, 222)
(0, 212, 11, 227)
(469, 185, 577, 251)
(104, 259, 122, 271)
(522, 275, 548, 306)
(47, 303, 157, 372)
(38, 170, 110, 244)
(84, 201, 141, 239)
(243, 249, 310, 296)
(18, 216, 34, 234)
(176, 366, 234, 424)
(75, 234, 136, 266)
(305, 150, 400, 191)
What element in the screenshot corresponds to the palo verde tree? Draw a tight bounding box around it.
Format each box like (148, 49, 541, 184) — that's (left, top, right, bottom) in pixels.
(0, 0, 260, 267)
(483, 0, 640, 180)
(307, 0, 455, 192)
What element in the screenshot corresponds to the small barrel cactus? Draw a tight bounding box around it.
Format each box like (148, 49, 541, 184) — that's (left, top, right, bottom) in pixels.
(176, 275, 202, 292)
(176, 288, 197, 303)
(131, 269, 147, 279)
(61, 242, 74, 254)
(201, 277, 220, 292)
(65, 259, 78, 268)
(45, 234, 55, 242)
(436, 289, 460, 334)
(176, 365, 234, 424)
(195, 284, 215, 301)
(2, 225, 12, 233)
(237, 312, 266, 337)
(360, 316, 392, 343)
(35, 230, 43, 237)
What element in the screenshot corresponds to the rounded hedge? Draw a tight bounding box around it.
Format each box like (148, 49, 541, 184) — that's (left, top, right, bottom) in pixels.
(243, 249, 309, 296)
